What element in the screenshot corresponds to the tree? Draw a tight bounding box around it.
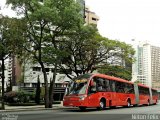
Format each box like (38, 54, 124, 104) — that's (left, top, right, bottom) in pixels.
(58, 24, 135, 79)
(6, 0, 84, 108)
(0, 16, 16, 110)
(134, 80, 142, 84)
(35, 75, 41, 104)
(97, 65, 132, 80)
(57, 24, 100, 79)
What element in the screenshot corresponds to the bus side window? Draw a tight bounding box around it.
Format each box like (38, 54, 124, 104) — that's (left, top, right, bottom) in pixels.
(93, 77, 106, 92)
(103, 80, 107, 91)
(109, 80, 115, 92)
(115, 81, 125, 93)
(104, 79, 111, 92)
(96, 78, 103, 91)
(124, 83, 134, 94)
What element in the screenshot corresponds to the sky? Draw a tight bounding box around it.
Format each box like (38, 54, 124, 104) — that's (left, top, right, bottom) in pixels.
(1, 0, 160, 46)
(0, 0, 16, 17)
(85, 0, 160, 46)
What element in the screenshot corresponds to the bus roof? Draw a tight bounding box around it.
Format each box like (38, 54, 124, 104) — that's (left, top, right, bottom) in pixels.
(137, 83, 150, 88)
(91, 73, 133, 84)
(151, 88, 158, 91)
(76, 73, 153, 89)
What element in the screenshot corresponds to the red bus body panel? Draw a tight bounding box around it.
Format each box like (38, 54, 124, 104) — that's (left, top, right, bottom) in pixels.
(63, 73, 158, 108)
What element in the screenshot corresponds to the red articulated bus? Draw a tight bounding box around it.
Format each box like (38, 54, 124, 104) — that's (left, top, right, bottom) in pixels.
(63, 73, 158, 110)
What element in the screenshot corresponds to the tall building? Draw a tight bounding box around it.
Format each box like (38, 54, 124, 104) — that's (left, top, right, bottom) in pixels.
(151, 46, 160, 90)
(76, 0, 99, 25)
(85, 6, 99, 25)
(132, 42, 160, 90)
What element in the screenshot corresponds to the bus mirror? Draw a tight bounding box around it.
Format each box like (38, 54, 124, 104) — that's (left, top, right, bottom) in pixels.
(65, 88, 69, 95)
(90, 80, 95, 87)
(91, 87, 96, 92)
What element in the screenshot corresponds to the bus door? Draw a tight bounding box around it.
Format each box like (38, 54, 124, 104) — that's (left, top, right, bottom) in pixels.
(87, 79, 100, 107)
(88, 77, 108, 107)
(115, 81, 125, 105)
(115, 82, 133, 105)
(109, 80, 117, 106)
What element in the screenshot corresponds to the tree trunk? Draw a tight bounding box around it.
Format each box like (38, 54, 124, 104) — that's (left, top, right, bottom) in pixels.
(49, 62, 57, 108)
(35, 75, 41, 104)
(40, 62, 49, 108)
(1, 58, 5, 110)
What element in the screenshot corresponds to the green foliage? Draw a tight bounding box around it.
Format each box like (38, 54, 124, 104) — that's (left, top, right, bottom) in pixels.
(0, 16, 11, 58)
(4, 90, 35, 103)
(98, 65, 132, 81)
(6, 0, 84, 65)
(0, 16, 19, 110)
(5, 0, 135, 108)
(134, 80, 142, 84)
(58, 24, 135, 79)
(6, 0, 84, 108)
(6, 85, 12, 93)
(57, 24, 99, 78)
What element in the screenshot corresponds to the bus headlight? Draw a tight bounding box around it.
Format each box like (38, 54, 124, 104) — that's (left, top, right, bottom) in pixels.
(79, 95, 86, 100)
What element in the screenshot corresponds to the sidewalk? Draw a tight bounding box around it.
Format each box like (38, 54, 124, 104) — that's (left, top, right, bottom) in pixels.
(0, 102, 65, 112)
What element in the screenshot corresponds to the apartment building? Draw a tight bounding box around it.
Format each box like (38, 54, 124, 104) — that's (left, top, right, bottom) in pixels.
(132, 42, 160, 90)
(85, 6, 99, 25)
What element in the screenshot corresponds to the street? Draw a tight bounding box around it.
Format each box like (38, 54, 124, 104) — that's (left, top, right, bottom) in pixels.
(0, 103, 160, 120)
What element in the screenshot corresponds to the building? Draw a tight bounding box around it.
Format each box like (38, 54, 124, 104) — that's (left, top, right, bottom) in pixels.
(23, 63, 70, 88)
(76, 0, 99, 25)
(85, 6, 99, 25)
(132, 42, 160, 90)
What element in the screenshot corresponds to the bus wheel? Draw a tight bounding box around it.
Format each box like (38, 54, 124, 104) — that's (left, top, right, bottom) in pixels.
(97, 99, 106, 110)
(79, 107, 86, 111)
(154, 100, 157, 105)
(127, 100, 131, 107)
(147, 100, 150, 106)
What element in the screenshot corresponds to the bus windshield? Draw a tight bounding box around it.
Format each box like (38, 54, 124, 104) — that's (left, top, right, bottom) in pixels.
(65, 74, 91, 95)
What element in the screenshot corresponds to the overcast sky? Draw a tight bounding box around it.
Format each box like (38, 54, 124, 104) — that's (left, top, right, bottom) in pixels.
(85, 0, 160, 46)
(1, 0, 160, 46)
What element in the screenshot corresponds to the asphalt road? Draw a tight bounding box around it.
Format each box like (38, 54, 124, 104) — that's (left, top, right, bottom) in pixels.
(0, 103, 160, 120)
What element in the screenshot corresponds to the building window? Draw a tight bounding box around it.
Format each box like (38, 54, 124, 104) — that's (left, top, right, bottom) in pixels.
(45, 68, 50, 72)
(32, 83, 37, 88)
(33, 67, 41, 72)
(92, 17, 97, 21)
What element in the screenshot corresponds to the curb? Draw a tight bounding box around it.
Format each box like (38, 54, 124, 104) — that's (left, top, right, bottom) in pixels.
(0, 106, 67, 112)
